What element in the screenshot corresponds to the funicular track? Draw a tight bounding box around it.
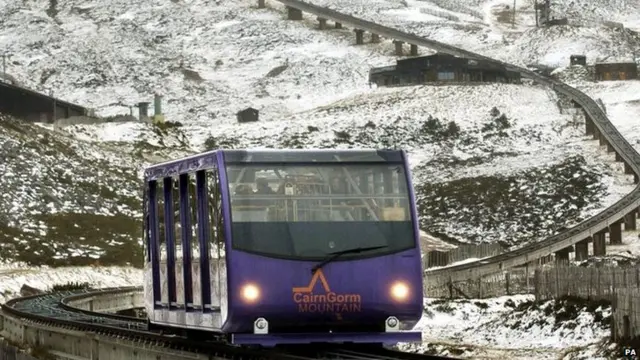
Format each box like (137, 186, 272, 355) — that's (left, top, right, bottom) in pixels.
(267, 0, 640, 283)
(0, 288, 456, 359)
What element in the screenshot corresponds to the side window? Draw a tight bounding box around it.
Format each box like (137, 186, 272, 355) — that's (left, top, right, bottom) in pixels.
(172, 177, 181, 259)
(157, 179, 166, 256)
(188, 177, 199, 258)
(207, 168, 224, 257)
(144, 183, 150, 262)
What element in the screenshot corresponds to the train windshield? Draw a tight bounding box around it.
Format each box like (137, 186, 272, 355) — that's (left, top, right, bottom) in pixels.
(225, 162, 416, 260)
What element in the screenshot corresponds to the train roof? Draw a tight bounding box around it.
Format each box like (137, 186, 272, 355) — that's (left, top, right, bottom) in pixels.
(143, 149, 406, 181)
(223, 149, 405, 163)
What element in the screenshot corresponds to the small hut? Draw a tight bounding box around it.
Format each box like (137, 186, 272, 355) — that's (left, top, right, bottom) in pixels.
(570, 55, 586, 66)
(237, 107, 259, 123)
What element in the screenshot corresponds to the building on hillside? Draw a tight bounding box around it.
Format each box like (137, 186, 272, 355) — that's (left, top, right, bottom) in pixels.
(570, 55, 587, 66)
(0, 81, 87, 122)
(368, 53, 521, 87)
(594, 60, 638, 81)
(237, 107, 259, 123)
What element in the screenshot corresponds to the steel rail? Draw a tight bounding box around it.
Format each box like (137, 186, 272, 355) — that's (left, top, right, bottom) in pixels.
(58, 285, 147, 323)
(2, 289, 309, 359)
(271, 0, 640, 282)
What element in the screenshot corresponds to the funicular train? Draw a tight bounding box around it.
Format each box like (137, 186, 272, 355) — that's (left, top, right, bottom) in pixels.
(142, 149, 424, 346)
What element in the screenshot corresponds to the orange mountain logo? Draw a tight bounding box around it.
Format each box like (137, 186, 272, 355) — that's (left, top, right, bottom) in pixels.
(292, 269, 362, 313)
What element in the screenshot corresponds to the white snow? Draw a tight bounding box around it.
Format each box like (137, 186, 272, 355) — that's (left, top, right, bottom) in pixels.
(398, 295, 613, 359)
(0, 264, 142, 304)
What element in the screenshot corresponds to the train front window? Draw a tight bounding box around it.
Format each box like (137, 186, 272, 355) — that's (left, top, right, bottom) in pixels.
(225, 163, 415, 260)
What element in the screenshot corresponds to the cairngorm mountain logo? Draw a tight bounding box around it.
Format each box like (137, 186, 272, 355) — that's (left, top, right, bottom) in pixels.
(292, 269, 362, 313)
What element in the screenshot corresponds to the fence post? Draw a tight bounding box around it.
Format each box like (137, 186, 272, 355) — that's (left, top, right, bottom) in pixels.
(611, 292, 617, 341)
(612, 269, 616, 300)
(534, 268, 541, 300)
(526, 263, 530, 293)
(555, 265, 560, 298)
(597, 268, 602, 298)
(505, 272, 510, 295)
(478, 278, 482, 298)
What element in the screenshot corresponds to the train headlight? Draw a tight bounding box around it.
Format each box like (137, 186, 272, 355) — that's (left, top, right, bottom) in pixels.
(390, 281, 409, 301)
(241, 283, 260, 303)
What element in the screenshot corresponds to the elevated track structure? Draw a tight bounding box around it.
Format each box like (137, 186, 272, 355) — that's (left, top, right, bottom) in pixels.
(0, 287, 455, 359)
(262, 0, 640, 285)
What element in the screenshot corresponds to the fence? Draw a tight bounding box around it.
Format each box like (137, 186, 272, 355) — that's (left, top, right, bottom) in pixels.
(425, 265, 640, 300)
(612, 288, 640, 342)
(424, 266, 535, 298)
(534, 266, 640, 302)
(0, 341, 40, 360)
(424, 243, 505, 268)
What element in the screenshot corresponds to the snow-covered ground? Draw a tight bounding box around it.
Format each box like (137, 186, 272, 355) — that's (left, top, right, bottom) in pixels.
(0, 264, 142, 304)
(398, 295, 618, 359)
(302, 0, 640, 67)
(0, 0, 638, 260)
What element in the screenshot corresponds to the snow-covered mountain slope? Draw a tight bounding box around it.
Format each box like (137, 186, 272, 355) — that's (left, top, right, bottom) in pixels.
(0, 114, 192, 266)
(302, 0, 640, 67)
(398, 295, 614, 359)
(61, 83, 635, 247)
(0, 0, 636, 255)
(0, 0, 390, 132)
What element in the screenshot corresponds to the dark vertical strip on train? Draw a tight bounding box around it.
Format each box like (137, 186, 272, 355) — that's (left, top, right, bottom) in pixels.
(383, 169, 393, 207)
(179, 174, 194, 310)
(163, 177, 177, 309)
(398, 166, 408, 211)
(216, 152, 234, 310)
(143, 184, 150, 262)
(196, 170, 213, 312)
(401, 150, 421, 252)
(149, 180, 162, 308)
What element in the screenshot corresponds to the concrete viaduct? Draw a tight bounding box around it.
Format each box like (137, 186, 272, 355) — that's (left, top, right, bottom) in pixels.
(257, 0, 640, 283)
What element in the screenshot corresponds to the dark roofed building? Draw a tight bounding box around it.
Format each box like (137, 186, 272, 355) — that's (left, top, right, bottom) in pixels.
(0, 80, 87, 123)
(237, 107, 259, 123)
(570, 55, 587, 66)
(594, 61, 637, 81)
(368, 53, 521, 87)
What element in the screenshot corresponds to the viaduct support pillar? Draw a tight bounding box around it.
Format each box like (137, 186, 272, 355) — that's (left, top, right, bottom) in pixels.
(318, 17, 327, 30)
(593, 127, 600, 140)
(609, 221, 622, 244)
(258, 0, 265, 8)
(354, 29, 364, 45)
(555, 248, 570, 264)
(584, 113, 594, 135)
(599, 133, 607, 147)
(393, 40, 404, 56)
(575, 239, 589, 261)
(616, 152, 623, 162)
(607, 142, 615, 152)
(335, 22, 342, 29)
(593, 232, 607, 256)
(371, 33, 380, 43)
(625, 211, 637, 230)
(624, 162, 634, 175)
(410, 44, 418, 56)
(287, 7, 303, 20)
